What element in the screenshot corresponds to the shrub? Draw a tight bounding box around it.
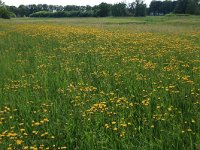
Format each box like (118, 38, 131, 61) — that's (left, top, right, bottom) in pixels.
(67, 11, 80, 17)
(30, 11, 52, 17)
(79, 11, 94, 17)
(9, 12, 16, 18)
(52, 11, 66, 17)
(0, 6, 10, 19)
(30, 11, 81, 18)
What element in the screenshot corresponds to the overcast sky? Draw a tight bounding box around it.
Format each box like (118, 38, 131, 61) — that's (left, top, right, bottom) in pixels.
(3, 0, 151, 7)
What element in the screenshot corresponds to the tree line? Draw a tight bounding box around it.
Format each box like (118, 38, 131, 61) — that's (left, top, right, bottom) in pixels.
(149, 0, 199, 15)
(1, 0, 200, 19)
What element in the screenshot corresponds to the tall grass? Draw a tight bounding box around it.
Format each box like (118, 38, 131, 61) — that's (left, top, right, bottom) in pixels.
(0, 17, 199, 149)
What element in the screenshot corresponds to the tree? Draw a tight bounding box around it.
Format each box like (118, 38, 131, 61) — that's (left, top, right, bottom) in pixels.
(149, 0, 177, 15)
(64, 5, 80, 11)
(97, 2, 111, 17)
(92, 5, 100, 17)
(134, 0, 146, 16)
(149, 1, 162, 15)
(174, 0, 188, 13)
(86, 5, 92, 11)
(111, 3, 127, 16)
(128, 2, 136, 15)
(0, 0, 11, 19)
(48, 5, 56, 12)
(54, 5, 64, 12)
(18, 5, 29, 16)
(28, 4, 38, 14)
(42, 4, 49, 11)
(161, 1, 176, 15)
(0, 7, 10, 19)
(175, 0, 200, 14)
(185, 0, 200, 14)
(8, 6, 19, 16)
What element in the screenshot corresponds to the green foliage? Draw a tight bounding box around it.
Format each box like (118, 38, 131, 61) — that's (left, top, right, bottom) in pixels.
(149, 1, 162, 15)
(149, 1, 177, 15)
(8, 6, 19, 17)
(97, 2, 111, 17)
(9, 11, 16, 17)
(18, 5, 29, 17)
(175, 0, 200, 15)
(30, 11, 95, 18)
(0, 6, 10, 19)
(79, 11, 94, 17)
(64, 5, 80, 11)
(135, 0, 146, 17)
(2, 0, 200, 18)
(29, 11, 52, 17)
(128, 2, 136, 15)
(111, 3, 127, 16)
(186, 0, 200, 14)
(175, 0, 190, 13)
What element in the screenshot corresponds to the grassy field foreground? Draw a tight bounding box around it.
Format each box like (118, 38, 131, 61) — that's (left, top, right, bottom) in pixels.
(0, 17, 200, 149)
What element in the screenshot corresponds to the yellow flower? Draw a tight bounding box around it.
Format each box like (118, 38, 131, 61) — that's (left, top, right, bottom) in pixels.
(20, 129, 25, 132)
(156, 106, 161, 109)
(105, 124, 109, 129)
(33, 122, 40, 126)
(120, 131, 126, 137)
(142, 99, 150, 106)
(187, 128, 192, 132)
(16, 139, 23, 145)
(129, 103, 133, 107)
(113, 127, 118, 131)
(120, 123, 127, 128)
(43, 118, 49, 122)
(112, 121, 116, 125)
(23, 146, 29, 150)
(41, 132, 48, 137)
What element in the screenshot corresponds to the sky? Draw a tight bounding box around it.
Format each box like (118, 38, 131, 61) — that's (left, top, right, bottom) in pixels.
(3, 0, 151, 7)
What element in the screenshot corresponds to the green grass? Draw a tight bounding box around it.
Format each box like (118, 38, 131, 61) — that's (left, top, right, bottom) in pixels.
(0, 16, 200, 149)
(15, 15, 200, 25)
(5, 15, 199, 33)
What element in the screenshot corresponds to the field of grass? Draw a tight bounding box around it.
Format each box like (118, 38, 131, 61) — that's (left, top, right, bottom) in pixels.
(0, 16, 200, 149)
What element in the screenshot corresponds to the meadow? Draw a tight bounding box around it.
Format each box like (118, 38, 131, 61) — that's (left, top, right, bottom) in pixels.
(0, 16, 200, 149)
